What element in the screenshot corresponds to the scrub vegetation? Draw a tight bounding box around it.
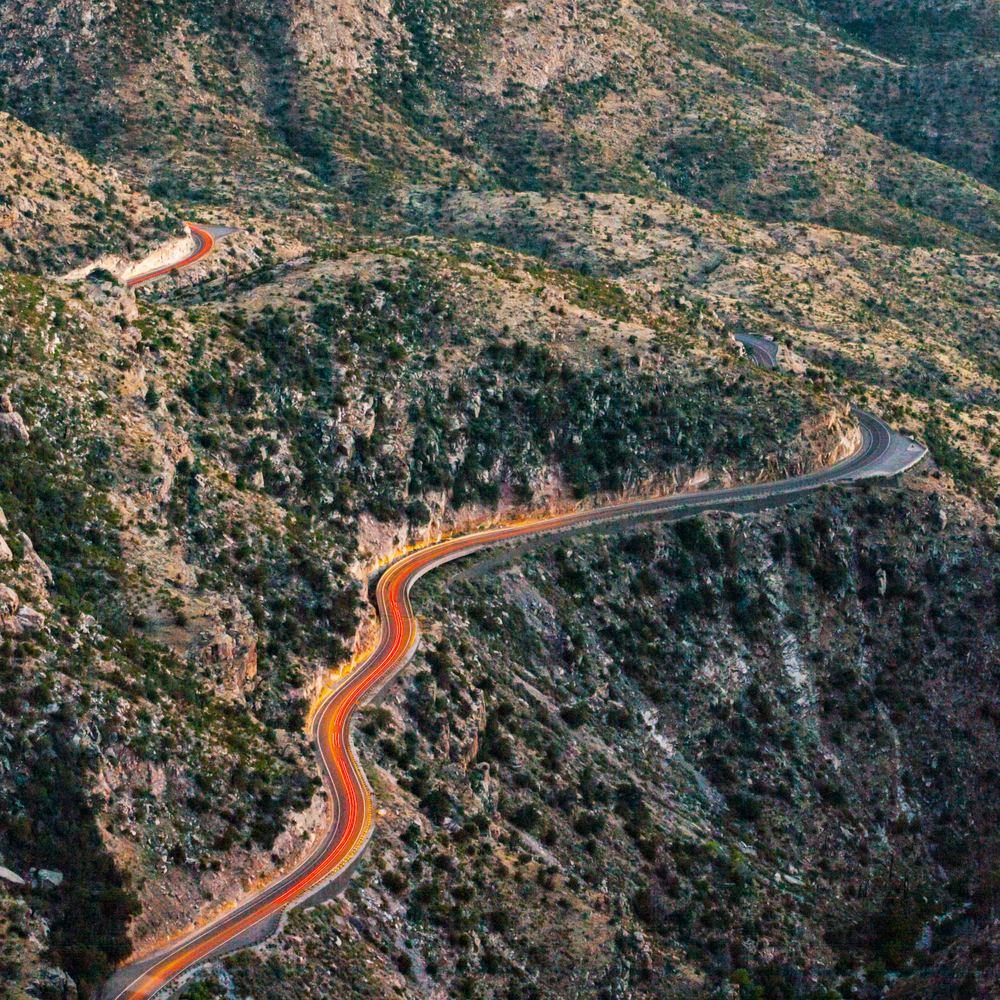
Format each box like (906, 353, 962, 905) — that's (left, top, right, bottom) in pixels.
(0, 0, 998, 995)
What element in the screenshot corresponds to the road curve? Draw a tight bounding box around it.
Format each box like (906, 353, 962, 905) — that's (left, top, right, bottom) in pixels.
(102, 406, 926, 1000)
(733, 332, 781, 368)
(126, 223, 238, 289)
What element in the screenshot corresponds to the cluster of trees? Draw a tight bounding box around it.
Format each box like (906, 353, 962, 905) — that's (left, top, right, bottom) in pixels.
(1, 707, 140, 994)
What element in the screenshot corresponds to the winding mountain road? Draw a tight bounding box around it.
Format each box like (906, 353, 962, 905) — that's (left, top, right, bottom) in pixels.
(102, 342, 926, 1000)
(126, 223, 238, 289)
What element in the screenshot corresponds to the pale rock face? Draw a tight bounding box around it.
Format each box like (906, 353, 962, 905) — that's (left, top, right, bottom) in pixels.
(36, 868, 64, 887)
(471, 761, 495, 815)
(270, 791, 330, 860)
(0, 411, 28, 442)
(18, 531, 53, 585)
(15, 605, 45, 633)
(200, 609, 259, 693)
(0, 865, 24, 886)
(116, 286, 140, 322)
(121, 360, 147, 398)
(0, 584, 19, 633)
(0, 393, 28, 442)
(207, 632, 236, 660)
(0, 534, 11, 563)
(0, 504, 7, 528)
(147, 762, 168, 798)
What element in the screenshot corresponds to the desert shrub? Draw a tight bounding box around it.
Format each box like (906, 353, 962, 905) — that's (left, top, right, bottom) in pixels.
(382, 869, 409, 894)
(728, 792, 763, 821)
(674, 517, 721, 566)
(559, 702, 590, 728)
(573, 811, 605, 836)
(510, 803, 541, 832)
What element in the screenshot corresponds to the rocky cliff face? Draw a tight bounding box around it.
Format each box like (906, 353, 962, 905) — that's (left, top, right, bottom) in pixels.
(796, 403, 863, 473)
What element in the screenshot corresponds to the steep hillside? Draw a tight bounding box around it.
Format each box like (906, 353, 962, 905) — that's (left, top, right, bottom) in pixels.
(0, 156, 853, 996)
(806, 0, 998, 61)
(696, 0, 1000, 194)
(0, 0, 998, 994)
(187, 479, 1000, 1000)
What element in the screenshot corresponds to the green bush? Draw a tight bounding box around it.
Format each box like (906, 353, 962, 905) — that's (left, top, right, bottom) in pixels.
(382, 869, 409, 894)
(559, 702, 590, 728)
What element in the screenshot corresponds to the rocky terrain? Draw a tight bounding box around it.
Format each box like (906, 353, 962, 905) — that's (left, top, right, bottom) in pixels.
(0, 0, 998, 997)
(205, 478, 1000, 1000)
(0, 142, 850, 999)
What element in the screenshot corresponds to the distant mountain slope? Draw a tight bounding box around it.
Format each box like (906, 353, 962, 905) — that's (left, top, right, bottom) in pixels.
(808, 0, 998, 60)
(2, 0, 999, 251)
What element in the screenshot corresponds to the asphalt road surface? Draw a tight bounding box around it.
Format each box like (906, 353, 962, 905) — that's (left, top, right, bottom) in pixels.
(733, 332, 780, 367)
(127, 223, 238, 289)
(101, 349, 926, 1000)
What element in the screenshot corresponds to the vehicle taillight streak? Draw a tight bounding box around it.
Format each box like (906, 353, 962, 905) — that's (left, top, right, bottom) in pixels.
(103, 398, 925, 1000)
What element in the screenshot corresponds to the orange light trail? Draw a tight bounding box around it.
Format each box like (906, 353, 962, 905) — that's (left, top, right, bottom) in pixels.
(105, 408, 925, 1000)
(126, 223, 216, 289)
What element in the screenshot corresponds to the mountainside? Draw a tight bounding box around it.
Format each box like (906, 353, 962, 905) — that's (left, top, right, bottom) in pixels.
(4, 0, 1000, 247)
(215, 483, 1000, 1000)
(0, 0, 999, 997)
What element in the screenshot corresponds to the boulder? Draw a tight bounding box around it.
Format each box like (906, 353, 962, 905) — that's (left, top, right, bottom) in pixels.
(19, 532, 53, 585)
(202, 619, 258, 694)
(0, 865, 24, 885)
(0, 534, 11, 563)
(0, 504, 7, 528)
(28, 966, 78, 1000)
(37, 868, 64, 887)
(207, 632, 235, 661)
(121, 360, 147, 398)
(113, 285, 139, 322)
(15, 605, 45, 633)
(0, 394, 28, 442)
(0, 584, 19, 633)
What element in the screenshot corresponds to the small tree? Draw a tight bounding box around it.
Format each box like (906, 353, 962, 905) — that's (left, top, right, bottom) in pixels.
(144, 383, 161, 410)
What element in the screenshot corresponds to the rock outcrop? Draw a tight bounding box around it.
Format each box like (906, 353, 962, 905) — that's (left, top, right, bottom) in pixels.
(18, 532, 53, 586)
(0, 394, 28, 443)
(0, 866, 24, 886)
(14, 605, 45, 633)
(0, 584, 18, 633)
(196, 604, 258, 695)
(0, 584, 45, 635)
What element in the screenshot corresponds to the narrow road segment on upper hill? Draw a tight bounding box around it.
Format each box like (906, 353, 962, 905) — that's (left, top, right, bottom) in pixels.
(126, 223, 238, 288)
(734, 332, 781, 367)
(102, 351, 926, 1000)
